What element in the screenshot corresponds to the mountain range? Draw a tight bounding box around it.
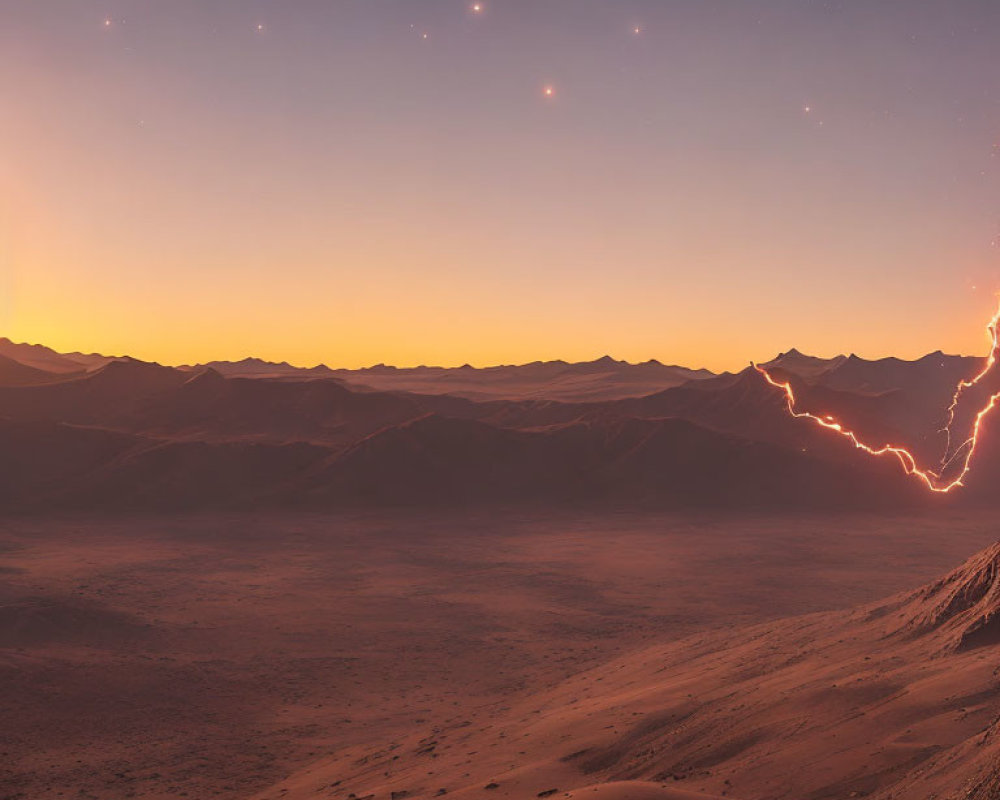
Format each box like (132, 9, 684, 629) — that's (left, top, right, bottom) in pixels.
(0, 337, 992, 511)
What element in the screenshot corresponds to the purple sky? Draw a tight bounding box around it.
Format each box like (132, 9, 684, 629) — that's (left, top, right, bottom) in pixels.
(3, 1, 1000, 369)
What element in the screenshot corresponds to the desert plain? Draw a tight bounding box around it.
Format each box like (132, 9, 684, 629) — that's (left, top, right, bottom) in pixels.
(3, 510, 999, 800)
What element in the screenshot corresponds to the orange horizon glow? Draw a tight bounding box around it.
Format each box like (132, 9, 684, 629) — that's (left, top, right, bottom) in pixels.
(4, 318, 1000, 375)
(755, 299, 1000, 493)
(4, 4, 1000, 373)
(3, 297, 999, 380)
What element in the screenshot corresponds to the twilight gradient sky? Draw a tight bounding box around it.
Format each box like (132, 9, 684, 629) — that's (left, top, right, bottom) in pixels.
(3, 1, 1000, 370)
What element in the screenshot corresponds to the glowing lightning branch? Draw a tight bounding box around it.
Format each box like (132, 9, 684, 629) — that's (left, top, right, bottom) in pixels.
(938, 304, 1000, 467)
(754, 300, 1000, 493)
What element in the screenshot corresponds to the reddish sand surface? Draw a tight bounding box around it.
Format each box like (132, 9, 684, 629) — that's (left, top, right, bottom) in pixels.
(2, 510, 999, 799)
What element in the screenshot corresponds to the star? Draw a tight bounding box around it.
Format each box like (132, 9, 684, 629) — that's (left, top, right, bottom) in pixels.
(104, 18, 112, 27)
(256, 23, 265, 32)
(471, 3, 483, 12)
(542, 85, 555, 98)
(633, 26, 641, 35)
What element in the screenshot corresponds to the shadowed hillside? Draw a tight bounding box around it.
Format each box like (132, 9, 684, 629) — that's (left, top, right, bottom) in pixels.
(0, 340, 993, 511)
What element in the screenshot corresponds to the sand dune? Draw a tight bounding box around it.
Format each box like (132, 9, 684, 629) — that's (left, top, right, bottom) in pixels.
(261, 541, 1000, 800)
(564, 783, 727, 800)
(4, 512, 998, 800)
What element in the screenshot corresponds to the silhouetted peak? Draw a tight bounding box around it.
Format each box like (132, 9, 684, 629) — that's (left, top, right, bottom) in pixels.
(184, 367, 226, 385)
(230, 357, 283, 368)
(760, 349, 847, 376)
(88, 358, 184, 391)
(734, 364, 776, 389)
(99, 356, 164, 373)
(0, 338, 51, 351)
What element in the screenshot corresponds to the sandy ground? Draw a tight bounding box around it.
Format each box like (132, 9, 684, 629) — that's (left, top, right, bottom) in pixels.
(1, 510, 998, 799)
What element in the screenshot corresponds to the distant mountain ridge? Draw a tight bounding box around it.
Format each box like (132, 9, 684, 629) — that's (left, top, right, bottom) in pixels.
(0, 352, 61, 387)
(182, 354, 716, 402)
(4, 335, 976, 402)
(0, 337, 115, 374)
(0, 336, 993, 512)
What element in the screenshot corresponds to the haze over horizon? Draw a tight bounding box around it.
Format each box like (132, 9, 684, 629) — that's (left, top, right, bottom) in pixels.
(1, 331, 996, 373)
(5, 1, 1000, 371)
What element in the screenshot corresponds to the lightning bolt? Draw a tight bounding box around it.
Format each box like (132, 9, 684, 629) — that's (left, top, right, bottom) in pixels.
(755, 300, 1000, 493)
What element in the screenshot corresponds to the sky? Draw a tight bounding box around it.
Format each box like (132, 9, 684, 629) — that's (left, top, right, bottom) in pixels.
(3, 1, 1000, 371)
